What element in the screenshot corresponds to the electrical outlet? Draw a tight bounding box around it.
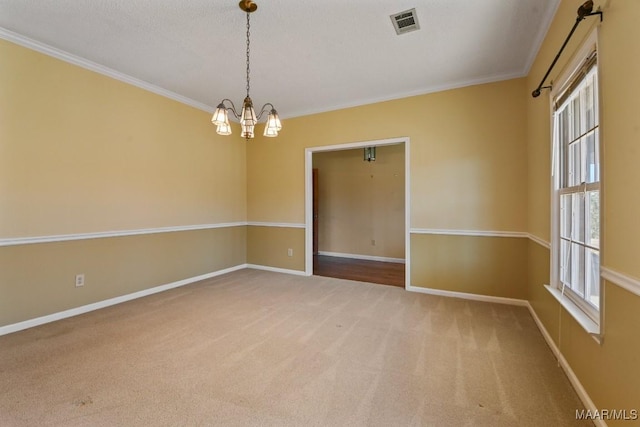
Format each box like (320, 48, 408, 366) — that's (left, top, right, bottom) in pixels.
(371, 239, 376, 246)
(287, 248, 293, 257)
(75, 274, 85, 287)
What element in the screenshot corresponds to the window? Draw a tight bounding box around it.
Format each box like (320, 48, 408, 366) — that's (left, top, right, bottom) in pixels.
(552, 43, 601, 327)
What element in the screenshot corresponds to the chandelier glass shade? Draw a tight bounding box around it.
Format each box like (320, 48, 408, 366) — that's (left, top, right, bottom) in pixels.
(211, 0, 282, 138)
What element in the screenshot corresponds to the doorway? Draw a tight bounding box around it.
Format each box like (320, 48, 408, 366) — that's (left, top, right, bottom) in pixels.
(304, 137, 410, 288)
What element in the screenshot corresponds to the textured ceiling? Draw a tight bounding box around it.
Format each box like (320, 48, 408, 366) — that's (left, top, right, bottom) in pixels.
(0, 0, 559, 118)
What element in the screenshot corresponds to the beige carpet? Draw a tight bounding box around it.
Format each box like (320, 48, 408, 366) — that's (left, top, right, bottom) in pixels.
(0, 269, 591, 426)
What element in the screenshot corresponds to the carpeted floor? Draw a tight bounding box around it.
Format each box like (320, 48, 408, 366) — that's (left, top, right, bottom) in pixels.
(0, 269, 592, 426)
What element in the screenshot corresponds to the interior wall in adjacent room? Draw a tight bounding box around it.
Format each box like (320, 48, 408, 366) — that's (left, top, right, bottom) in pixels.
(312, 145, 405, 260)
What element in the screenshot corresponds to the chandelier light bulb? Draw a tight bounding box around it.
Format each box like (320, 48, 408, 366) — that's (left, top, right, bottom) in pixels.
(211, 103, 228, 126)
(216, 121, 232, 136)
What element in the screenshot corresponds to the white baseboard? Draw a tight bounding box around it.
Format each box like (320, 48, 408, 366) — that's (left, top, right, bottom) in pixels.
(405, 284, 603, 425)
(318, 251, 405, 264)
(406, 284, 528, 306)
(0, 259, 604, 426)
(246, 264, 309, 276)
(0, 264, 246, 337)
(526, 302, 605, 427)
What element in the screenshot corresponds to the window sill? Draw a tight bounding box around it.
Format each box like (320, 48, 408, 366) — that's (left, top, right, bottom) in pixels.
(544, 285, 602, 342)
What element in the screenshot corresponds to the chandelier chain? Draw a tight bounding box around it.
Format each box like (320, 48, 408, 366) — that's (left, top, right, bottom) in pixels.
(246, 11, 251, 98)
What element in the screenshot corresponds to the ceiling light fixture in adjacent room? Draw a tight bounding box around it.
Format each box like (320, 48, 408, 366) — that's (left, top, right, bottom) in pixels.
(364, 147, 376, 162)
(211, 0, 282, 138)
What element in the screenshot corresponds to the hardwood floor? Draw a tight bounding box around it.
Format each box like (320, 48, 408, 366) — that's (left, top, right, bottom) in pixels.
(313, 255, 405, 287)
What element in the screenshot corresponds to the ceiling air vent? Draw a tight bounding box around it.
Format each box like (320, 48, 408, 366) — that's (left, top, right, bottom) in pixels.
(390, 8, 420, 35)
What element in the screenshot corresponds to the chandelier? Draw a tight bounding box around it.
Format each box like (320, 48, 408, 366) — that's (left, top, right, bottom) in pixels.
(211, 0, 282, 138)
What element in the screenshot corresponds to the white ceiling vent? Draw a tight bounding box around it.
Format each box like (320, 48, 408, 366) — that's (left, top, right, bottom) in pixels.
(390, 8, 420, 35)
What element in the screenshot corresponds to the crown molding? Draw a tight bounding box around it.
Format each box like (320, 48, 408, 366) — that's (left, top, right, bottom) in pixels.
(284, 70, 525, 119)
(0, 27, 213, 113)
(521, 0, 562, 76)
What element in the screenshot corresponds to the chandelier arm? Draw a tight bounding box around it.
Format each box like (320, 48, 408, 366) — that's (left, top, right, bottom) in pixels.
(255, 103, 275, 121)
(221, 98, 241, 120)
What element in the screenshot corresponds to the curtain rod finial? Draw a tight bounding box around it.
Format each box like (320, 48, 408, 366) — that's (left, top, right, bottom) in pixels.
(577, 0, 594, 20)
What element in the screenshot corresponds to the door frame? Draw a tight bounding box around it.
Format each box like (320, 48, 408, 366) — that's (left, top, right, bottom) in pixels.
(312, 168, 319, 255)
(304, 137, 411, 289)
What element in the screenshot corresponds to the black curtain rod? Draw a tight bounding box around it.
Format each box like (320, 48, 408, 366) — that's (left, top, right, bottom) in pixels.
(531, 0, 603, 98)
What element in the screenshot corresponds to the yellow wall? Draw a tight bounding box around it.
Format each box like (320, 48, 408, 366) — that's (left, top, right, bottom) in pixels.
(248, 78, 527, 230)
(313, 145, 405, 259)
(247, 78, 528, 284)
(412, 234, 527, 299)
(0, 39, 246, 237)
(0, 39, 248, 328)
(246, 226, 305, 272)
(0, 227, 246, 326)
(526, 1, 640, 422)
